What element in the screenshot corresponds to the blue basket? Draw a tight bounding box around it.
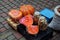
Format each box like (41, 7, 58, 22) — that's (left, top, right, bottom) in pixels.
(40, 8, 54, 23)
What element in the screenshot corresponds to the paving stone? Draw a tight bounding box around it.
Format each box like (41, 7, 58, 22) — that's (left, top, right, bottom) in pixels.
(15, 0, 21, 3)
(0, 6, 5, 9)
(4, 16, 10, 19)
(0, 30, 13, 39)
(8, 3, 15, 7)
(4, 39, 7, 40)
(2, 8, 9, 13)
(14, 39, 17, 40)
(0, 27, 7, 33)
(0, 38, 3, 40)
(0, 17, 5, 22)
(2, 2, 6, 6)
(4, 23, 11, 29)
(0, 23, 3, 28)
(7, 35, 15, 40)
(1, 13, 7, 18)
(0, 13, 2, 17)
(2, 21, 7, 25)
(4, 5, 10, 8)
(0, 1, 3, 4)
(9, 0, 14, 2)
(11, 1, 17, 4)
(13, 6, 18, 9)
(19, 37, 26, 40)
(0, 9, 3, 13)
(0, 3, 2, 6)
(13, 32, 22, 39)
(5, 1, 11, 5)
(2, 0, 8, 3)
(6, 6, 12, 10)
(11, 2, 20, 8)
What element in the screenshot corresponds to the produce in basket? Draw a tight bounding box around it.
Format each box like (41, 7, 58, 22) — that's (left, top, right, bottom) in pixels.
(19, 15, 39, 35)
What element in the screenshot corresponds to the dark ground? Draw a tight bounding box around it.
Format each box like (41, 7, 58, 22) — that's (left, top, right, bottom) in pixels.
(0, 0, 60, 40)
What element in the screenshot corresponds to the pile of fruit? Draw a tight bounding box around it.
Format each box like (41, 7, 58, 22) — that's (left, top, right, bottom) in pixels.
(8, 4, 47, 35)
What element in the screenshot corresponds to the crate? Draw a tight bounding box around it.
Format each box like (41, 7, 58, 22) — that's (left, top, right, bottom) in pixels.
(40, 8, 54, 23)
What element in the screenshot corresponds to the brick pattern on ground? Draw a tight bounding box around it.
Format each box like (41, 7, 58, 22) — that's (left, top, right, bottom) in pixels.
(0, 0, 60, 40)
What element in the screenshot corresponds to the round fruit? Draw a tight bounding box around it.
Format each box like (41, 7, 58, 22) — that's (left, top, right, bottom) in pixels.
(8, 9, 22, 20)
(27, 25, 39, 35)
(27, 5, 35, 15)
(20, 5, 35, 16)
(19, 15, 33, 27)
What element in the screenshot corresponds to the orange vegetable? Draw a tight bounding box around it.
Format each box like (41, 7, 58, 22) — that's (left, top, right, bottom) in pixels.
(19, 15, 33, 27)
(27, 5, 35, 15)
(20, 5, 35, 16)
(8, 9, 22, 20)
(27, 25, 39, 35)
(19, 15, 39, 35)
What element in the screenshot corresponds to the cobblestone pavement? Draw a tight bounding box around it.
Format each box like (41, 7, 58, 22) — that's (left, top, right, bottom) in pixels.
(0, 0, 60, 40)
